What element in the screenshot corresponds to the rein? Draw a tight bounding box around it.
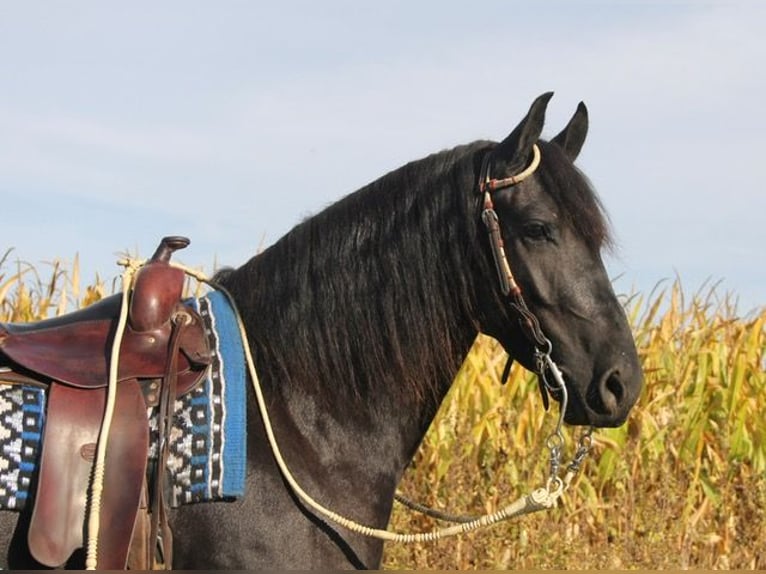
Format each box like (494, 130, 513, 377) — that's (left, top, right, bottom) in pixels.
(194, 270, 593, 543)
(85, 145, 594, 560)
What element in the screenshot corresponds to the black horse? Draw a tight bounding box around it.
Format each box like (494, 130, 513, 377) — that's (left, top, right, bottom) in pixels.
(0, 92, 642, 569)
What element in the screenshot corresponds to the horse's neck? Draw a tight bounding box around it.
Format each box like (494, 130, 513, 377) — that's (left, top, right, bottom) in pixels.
(228, 246, 479, 491)
(226, 150, 486, 517)
(248, 322, 476, 530)
(246, 287, 477, 472)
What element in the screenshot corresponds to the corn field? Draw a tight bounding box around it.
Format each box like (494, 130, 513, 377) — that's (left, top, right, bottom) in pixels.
(385, 282, 765, 569)
(1, 252, 764, 569)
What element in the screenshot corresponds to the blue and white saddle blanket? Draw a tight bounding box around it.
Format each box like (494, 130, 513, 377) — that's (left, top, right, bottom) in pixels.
(0, 290, 247, 510)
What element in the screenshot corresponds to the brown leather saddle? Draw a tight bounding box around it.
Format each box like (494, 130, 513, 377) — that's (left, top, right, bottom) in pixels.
(0, 236, 213, 569)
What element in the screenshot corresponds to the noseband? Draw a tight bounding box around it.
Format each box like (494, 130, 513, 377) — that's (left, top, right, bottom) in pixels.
(478, 143, 565, 410)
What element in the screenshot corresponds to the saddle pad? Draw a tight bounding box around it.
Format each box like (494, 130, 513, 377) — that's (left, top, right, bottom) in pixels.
(0, 289, 247, 511)
(155, 290, 248, 506)
(0, 384, 45, 509)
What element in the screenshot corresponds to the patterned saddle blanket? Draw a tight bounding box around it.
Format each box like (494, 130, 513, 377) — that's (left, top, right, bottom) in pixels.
(0, 290, 247, 511)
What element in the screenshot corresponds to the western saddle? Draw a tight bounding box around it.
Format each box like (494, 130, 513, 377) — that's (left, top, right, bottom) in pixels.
(0, 236, 213, 569)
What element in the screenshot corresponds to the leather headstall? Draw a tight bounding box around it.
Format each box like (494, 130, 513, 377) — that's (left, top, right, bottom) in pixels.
(477, 144, 558, 408)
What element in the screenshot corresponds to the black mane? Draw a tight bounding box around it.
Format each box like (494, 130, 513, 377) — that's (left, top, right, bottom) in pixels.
(219, 138, 610, 414)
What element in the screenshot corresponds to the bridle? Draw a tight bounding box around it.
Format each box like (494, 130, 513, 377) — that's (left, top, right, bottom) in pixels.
(478, 143, 567, 411)
(478, 143, 542, 299)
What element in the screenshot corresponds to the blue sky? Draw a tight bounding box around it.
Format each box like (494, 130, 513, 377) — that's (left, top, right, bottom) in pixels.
(1, 1, 764, 313)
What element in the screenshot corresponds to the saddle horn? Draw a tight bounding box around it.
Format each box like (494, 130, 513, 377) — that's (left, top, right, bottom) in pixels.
(150, 235, 191, 264)
(129, 236, 190, 332)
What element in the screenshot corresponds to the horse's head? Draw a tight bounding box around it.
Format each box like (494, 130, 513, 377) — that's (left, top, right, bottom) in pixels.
(476, 92, 642, 428)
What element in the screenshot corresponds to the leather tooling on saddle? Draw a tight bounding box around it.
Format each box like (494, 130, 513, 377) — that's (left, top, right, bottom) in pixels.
(0, 237, 247, 569)
(0, 292, 247, 509)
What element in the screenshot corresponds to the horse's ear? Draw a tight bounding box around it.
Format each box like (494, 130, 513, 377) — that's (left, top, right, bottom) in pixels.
(552, 101, 588, 161)
(494, 92, 553, 173)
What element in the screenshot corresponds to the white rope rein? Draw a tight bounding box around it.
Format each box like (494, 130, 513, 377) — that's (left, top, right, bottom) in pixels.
(83, 140, 587, 564)
(222, 272, 587, 541)
(183, 265, 585, 541)
(85, 255, 590, 568)
(85, 260, 142, 569)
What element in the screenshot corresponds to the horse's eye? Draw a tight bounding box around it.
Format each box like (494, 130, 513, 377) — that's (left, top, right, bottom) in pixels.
(522, 222, 550, 241)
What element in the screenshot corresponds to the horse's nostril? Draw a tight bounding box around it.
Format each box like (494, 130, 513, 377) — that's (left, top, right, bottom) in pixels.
(598, 369, 625, 415)
(607, 370, 625, 401)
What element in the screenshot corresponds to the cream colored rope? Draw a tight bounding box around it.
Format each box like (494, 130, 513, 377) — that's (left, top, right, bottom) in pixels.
(84, 142, 553, 566)
(83, 258, 575, 566)
(85, 260, 141, 570)
(171, 263, 573, 543)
